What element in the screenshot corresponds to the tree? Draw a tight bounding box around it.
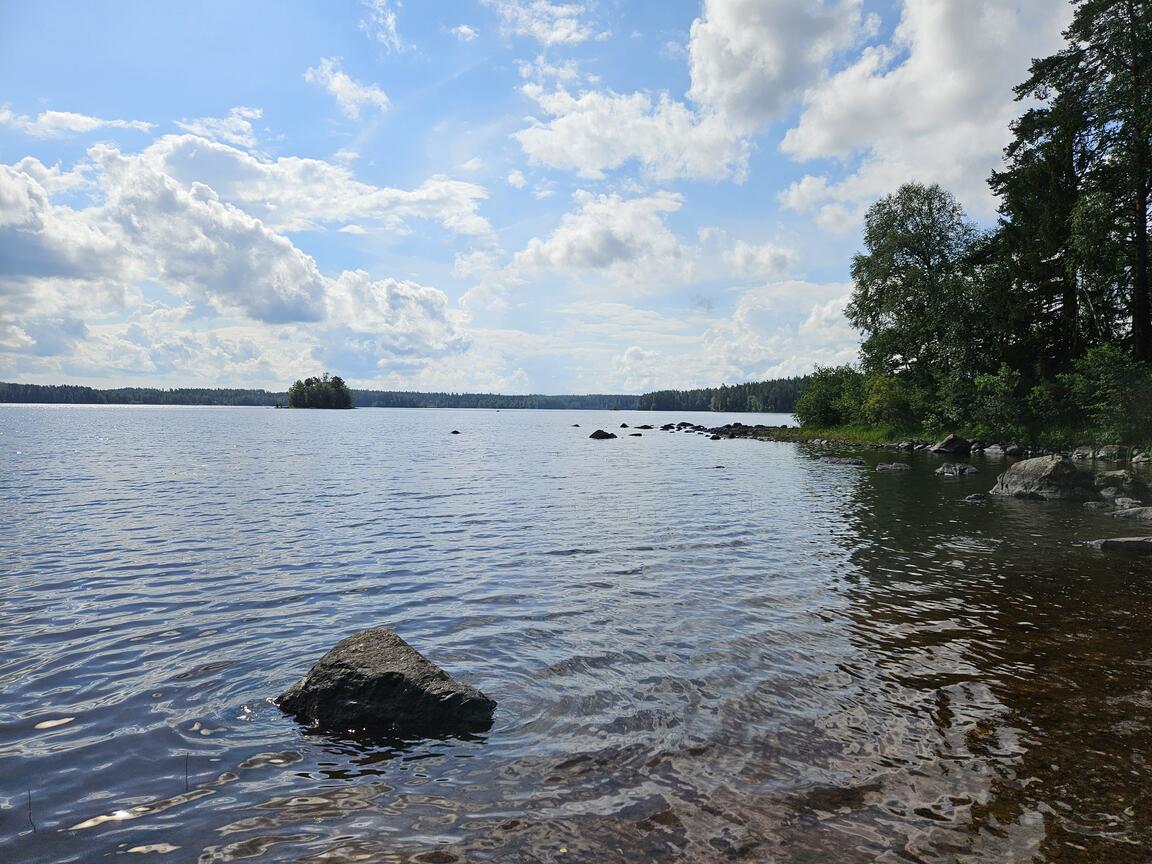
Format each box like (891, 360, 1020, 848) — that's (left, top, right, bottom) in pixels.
(846, 183, 990, 388)
(287, 373, 354, 409)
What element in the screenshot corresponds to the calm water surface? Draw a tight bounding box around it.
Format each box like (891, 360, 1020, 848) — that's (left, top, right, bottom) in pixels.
(1, 406, 1150, 863)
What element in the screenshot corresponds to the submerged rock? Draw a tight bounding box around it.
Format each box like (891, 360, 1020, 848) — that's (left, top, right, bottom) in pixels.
(589, 429, 617, 440)
(1088, 536, 1152, 554)
(1095, 444, 1129, 462)
(989, 455, 1099, 501)
(964, 494, 987, 503)
(821, 456, 866, 466)
(1112, 506, 1152, 523)
(931, 434, 972, 455)
(277, 628, 496, 737)
(876, 463, 912, 472)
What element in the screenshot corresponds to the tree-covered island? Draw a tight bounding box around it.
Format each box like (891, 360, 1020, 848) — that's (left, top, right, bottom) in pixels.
(792, 0, 1152, 450)
(286, 374, 354, 409)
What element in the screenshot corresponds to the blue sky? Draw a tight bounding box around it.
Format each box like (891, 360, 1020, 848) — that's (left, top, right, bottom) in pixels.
(1, 0, 1070, 393)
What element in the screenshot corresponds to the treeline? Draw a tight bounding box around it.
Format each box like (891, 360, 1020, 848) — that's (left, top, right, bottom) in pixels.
(798, 0, 1152, 446)
(0, 382, 281, 405)
(0, 381, 640, 410)
(637, 377, 808, 412)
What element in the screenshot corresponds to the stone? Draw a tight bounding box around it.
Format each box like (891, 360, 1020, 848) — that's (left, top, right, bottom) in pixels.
(277, 628, 496, 737)
(620, 423, 629, 428)
(876, 463, 912, 472)
(661, 423, 675, 431)
(1088, 536, 1152, 554)
(1133, 452, 1151, 464)
(821, 456, 866, 466)
(1115, 497, 1143, 510)
(1084, 501, 1113, 511)
(637, 425, 654, 430)
(931, 434, 972, 455)
(451, 430, 460, 435)
(989, 455, 1099, 501)
(1112, 507, 1152, 523)
(709, 434, 722, 440)
(589, 429, 617, 440)
(1072, 446, 1094, 460)
(1095, 469, 1150, 502)
(935, 463, 978, 476)
(1095, 444, 1129, 461)
(629, 433, 642, 437)
(964, 494, 987, 503)
(571, 424, 580, 427)
(896, 441, 915, 451)
(1005, 445, 1027, 457)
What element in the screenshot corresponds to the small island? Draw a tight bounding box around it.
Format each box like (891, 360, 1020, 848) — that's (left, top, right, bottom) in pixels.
(285, 373, 354, 409)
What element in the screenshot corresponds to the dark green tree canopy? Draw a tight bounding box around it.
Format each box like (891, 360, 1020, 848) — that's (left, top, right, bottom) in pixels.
(287, 373, 354, 409)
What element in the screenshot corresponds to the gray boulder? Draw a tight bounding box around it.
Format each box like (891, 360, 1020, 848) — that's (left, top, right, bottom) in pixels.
(1072, 446, 1094, 460)
(876, 462, 912, 472)
(1088, 536, 1152, 554)
(989, 455, 1099, 501)
(589, 429, 617, 440)
(1115, 497, 1143, 510)
(1004, 445, 1027, 457)
(821, 456, 866, 466)
(1095, 444, 1129, 462)
(936, 462, 978, 476)
(1112, 507, 1152, 523)
(931, 434, 972, 455)
(1095, 469, 1150, 502)
(277, 628, 496, 737)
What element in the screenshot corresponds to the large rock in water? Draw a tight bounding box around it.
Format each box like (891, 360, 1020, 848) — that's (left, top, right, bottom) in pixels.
(989, 455, 1099, 501)
(931, 434, 971, 455)
(277, 628, 496, 737)
(589, 429, 617, 440)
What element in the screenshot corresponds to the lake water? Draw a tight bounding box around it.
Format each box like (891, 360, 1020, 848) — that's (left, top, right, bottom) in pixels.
(2, 406, 1151, 863)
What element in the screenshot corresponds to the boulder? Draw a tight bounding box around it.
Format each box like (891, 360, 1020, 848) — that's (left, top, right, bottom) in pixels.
(620, 423, 629, 428)
(1095, 444, 1129, 462)
(1072, 446, 1094, 460)
(896, 441, 916, 451)
(637, 425, 654, 430)
(989, 455, 1099, 501)
(451, 430, 461, 435)
(936, 463, 978, 476)
(709, 434, 722, 440)
(1084, 501, 1113, 511)
(629, 433, 642, 437)
(589, 429, 617, 440)
(1005, 445, 1027, 457)
(876, 463, 912, 472)
(277, 628, 496, 737)
(1088, 536, 1152, 554)
(1112, 507, 1152, 523)
(1133, 452, 1151, 464)
(964, 494, 987, 503)
(931, 434, 972, 455)
(661, 423, 675, 431)
(1115, 496, 1143, 510)
(571, 424, 580, 428)
(821, 456, 866, 466)
(1095, 469, 1150, 502)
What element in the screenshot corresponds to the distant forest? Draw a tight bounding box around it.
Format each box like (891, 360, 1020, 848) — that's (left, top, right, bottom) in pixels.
(636, 377, 809, 412)
(1, 379, 808, 412)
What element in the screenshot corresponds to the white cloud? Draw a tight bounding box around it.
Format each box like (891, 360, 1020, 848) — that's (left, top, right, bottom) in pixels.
(147, 134, 493, 237)
(1, 106, 153, 138)
(517, 54, 583, 83)
(780, 0, 1072, 222)
(687, 0, 865, 132)
(304, 58, 390, 120)
(93, 144, 327, 323)
(486, 0, 595, 45)
(506, 170, 527, 189)
(360, 0, 404, 51)
(512, 190, 689, 289)
(174, 106, 262, 148)
(723, 240, 798, 279)
(451, 24, 479, 41)
(514, 84, 749, 181)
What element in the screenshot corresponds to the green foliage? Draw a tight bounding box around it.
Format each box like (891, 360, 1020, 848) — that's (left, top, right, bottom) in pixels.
(859, 373, 921, 430)
(969, 365, 1025, 441)
(1057, 345, 1152, 444)
(287, 374, 354, 409)
(794, 366, 864, 428)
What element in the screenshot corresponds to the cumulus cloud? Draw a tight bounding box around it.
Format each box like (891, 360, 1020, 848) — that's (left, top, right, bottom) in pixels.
(1, 106, 153, 138)
(93, 144, 327, 323)
(304, 58, 390, 120)
(451, 24, 479, 41)
(687, 0, 865, 132)
(486, 0, 596, 45)
(780, 0, 1072, 223)
(506, 170, 527, 189)
(514, 84, 749, 181)
(146, 134, 493, 237)
(174, 106, 262, 148)
(513, 190, 688, 288)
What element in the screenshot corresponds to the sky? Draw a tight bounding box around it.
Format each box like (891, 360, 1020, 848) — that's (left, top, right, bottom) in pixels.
(0, 0, 1072, 394)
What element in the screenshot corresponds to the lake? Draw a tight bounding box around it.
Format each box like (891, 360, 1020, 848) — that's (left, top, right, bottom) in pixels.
(2, 406, 1150, 863)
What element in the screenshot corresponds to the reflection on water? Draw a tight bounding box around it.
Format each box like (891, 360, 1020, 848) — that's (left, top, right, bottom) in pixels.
(1, 406, 1150, 862)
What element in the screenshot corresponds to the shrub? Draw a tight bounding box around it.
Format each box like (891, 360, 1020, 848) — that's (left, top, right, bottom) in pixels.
(795, 366, 864, 427)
